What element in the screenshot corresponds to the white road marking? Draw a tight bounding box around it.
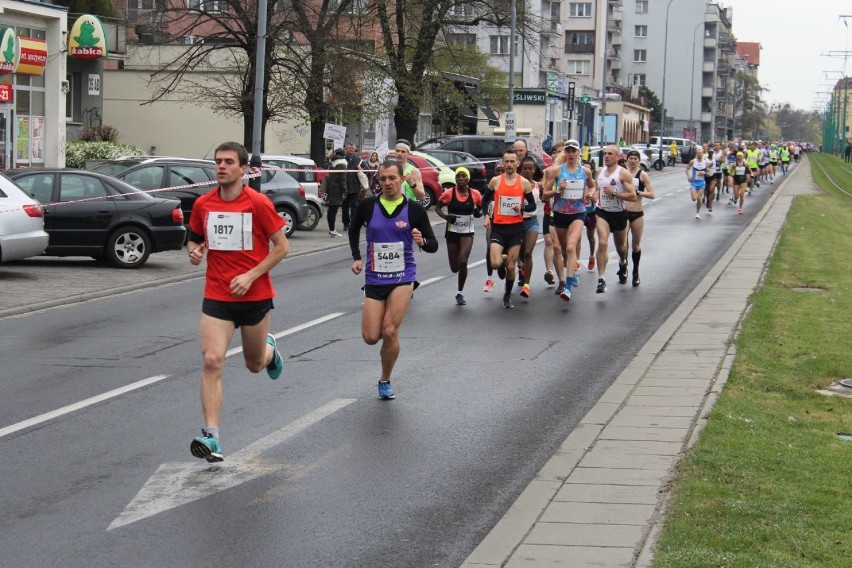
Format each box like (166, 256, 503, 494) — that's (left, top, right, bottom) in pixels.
(418, 276, 445, 287)
(107, 398, 357, 531)
(0, 375, 170, 440)
(1, 314, 346, 439)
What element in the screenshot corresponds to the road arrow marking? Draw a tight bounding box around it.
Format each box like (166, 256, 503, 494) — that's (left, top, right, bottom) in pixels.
(108, 397, 357, 531)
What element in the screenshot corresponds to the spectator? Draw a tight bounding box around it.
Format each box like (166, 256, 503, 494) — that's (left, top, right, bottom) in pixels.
(343, 144, 364, 230)
(324, 148, 348, 237)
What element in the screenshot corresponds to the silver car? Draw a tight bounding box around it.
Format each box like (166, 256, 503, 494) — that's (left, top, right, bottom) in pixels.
(0, 175, 49, 262)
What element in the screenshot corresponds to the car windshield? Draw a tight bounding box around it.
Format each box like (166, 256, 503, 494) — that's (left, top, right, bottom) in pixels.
(417, 139, 448, 150)
(91, 162, 139, 176)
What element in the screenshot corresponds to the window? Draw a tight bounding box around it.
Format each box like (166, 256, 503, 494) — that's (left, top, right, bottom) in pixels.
(448, 4, 470, 17)
(551, 2, 561, 18)
(123, 166, 165, 191)
(634, 49, 647, 63)
(566, 31, 595, 53)
(567, 59, 590, 75)
(569, 2, 592, 17)
(635, 25, 647, 37)
(170, 166, 213, 188)
(489, 35, 516, 55)
(135, 0, 155, 8)
(632, 74, 646, 87)
(570, 31, 594, 45)
(635, 0, 648, 14)
(59, 174, 110, 202)
(188, 0, 225, 13)
(447, 33, 477, 48)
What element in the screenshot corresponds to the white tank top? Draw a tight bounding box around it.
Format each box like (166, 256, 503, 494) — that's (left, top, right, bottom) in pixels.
(523, 182, 541, 219)
(597, 165, 626, 212)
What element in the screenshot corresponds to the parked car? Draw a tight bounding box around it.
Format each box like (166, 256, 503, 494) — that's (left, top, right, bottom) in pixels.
(404, 153, 441, 209)
(412, 151, 456, 188)
(648, 136, 696, 163)
(91, 158, 310, 237)
(8, 169, 185, 268)
(417, 149, 488, 191)
(416, 135, 548, 179)
(0, 175, 49, 263)
(261, 154, 320, 197)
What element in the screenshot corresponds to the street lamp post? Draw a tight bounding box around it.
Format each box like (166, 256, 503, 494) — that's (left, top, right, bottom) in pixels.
(688, 21, 704, 143)
(658, 0, 676, 161)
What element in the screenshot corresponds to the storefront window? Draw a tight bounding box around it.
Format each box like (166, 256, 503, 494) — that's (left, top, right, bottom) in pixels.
(11, 26, 47, 164)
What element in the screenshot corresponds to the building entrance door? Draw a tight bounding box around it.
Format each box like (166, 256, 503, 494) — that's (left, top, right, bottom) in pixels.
(0, 109, 12, 170)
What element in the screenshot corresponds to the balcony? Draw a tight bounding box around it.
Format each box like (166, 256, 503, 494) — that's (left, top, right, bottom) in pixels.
(610, 58, 621, 70)
(701, 112, 712, 123)
(704, 36, 717, 49)
(541, 17, 560, 38)
(565, 43, 595, 54)
(703, 60, 716, 73)
(702, 86, 714, 98)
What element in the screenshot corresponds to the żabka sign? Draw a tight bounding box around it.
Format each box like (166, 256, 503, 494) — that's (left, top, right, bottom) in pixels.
(68, 15, 108, 59)
(0, 27, 17, 74)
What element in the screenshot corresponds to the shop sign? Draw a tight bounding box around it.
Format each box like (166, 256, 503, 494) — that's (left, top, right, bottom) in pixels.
(513, 90, 546, 105)
(15, 38, 47, 76)
(68, 15, 108, 59)
(0, 84, 13, 103)
(0, 27, 17, 74)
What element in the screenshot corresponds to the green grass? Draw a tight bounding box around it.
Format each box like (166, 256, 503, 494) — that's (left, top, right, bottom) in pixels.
(653, 154, 852, 568)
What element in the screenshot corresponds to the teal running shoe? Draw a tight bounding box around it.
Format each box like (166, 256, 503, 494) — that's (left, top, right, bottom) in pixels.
(571, 273, 580, 288)
(190, 432, 223, 462)
(378, 380, 395, 400)
(266, 334, 284, 380)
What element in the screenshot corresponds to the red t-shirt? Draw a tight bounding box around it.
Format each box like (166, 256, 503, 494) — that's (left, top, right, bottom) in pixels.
(189, 186, 285, 302)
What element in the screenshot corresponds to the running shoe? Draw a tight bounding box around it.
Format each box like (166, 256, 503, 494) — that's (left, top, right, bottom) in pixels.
(596, 278, 607, 294)
(632, 273, 640, 287)
(617, 262, 628, 285)
(328, 230, 342, 238)
(738, 208, 743, 215)
(502, 294, 514, 309)
(588, 257, 596, 271)
(707, 206, 713, 214)
(378, 380, 395, 400)
(571, 273, 580, 288)
(455, 293, 466, 306)
(483, 279, 495, 292)
(266, 334, 284, 380)
(560, 286, 572, 302)
(190, 432, 223, 462)
(555, 282, 565, 295)
(544, 270, 555, 285)
(520, 284, 530, 298)
(695, 213, 700, 219)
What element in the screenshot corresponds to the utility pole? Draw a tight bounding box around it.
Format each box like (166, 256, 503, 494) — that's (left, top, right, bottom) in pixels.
(599, 0, 609, 167)
(249, 0, 268, 191)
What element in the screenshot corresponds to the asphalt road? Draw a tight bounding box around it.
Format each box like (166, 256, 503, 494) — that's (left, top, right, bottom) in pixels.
(0, 168, 782, 567)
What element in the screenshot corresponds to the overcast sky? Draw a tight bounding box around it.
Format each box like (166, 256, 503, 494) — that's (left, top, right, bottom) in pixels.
(725, 0, 850, 111)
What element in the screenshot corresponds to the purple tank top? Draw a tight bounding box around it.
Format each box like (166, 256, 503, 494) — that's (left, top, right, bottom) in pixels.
(365, 199, 417, 285)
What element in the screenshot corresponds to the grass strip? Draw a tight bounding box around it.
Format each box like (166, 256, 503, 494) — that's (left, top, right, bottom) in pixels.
(653, 154, 852, 567)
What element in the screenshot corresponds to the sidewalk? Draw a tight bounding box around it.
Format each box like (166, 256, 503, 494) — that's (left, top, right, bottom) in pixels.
(462, 160, 818, 567)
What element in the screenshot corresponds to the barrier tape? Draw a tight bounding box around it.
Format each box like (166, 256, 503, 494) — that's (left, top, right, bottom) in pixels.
(0, 160, 495, 216)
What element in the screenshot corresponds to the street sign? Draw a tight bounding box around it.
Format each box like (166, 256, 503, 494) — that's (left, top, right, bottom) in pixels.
(504, 111, 516, 143)
(580, 94, 592, 104)
(567, 82, 576, 118)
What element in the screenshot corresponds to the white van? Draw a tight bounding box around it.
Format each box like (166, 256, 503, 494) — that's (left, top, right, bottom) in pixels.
(648, 136, 696, 163)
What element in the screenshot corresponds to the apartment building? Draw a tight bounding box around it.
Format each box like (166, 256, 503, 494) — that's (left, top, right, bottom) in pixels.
(618, 0, 736, 143)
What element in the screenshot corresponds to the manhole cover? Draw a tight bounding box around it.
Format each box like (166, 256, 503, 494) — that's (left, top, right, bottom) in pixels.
(840, 378, 852, 388)
(816, 381, 852, 400)
(792, 287, 826, 293)
(837, 433, 852, 442)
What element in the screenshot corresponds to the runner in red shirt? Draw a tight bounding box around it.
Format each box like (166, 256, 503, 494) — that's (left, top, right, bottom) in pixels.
(186, 142, 289, 462)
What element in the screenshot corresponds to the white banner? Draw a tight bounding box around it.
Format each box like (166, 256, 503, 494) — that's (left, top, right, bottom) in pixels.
(323, 123, 346, 149)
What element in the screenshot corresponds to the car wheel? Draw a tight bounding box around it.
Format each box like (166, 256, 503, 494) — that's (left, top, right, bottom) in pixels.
(419, 188, 435, 210)
(277, 206, 296, 237)
(105, 226, 151, 268)
(653, 159, 663, 171)
(641, 164, 649, 172)
(297, 202, 321, 231)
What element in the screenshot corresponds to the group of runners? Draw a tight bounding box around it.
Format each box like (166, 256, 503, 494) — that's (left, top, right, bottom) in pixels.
(687, 140, 799, 217)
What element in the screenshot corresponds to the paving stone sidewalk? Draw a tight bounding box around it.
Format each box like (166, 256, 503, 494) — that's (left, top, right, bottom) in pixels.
(462, 159, 818, 568)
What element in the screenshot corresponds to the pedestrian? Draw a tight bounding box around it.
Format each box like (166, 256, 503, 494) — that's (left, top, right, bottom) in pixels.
(435, 167, 483, 306)
(186, 141, 288, 463)
(540, 139, 596, 301)
(483, 149, 537, 308)
(349, 159, 438, 399)
(593, 145, 636, 293)
(342, 143, 364, 230)
(542, 134, 553, 155)
(845, 141, 852, 163)
(668, 140, 678, 167)
(624, 149, 655, 286)
(324, 148, 348, 237)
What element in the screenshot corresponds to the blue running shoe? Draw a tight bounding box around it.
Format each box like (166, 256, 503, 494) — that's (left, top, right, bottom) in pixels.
(266, 334, 284, 380)
(571, 273, 580, 288)
(455, 293, 466, 306)
(560, 286, 572, 302)
(190, 432, 223, 462)
(378, 380, 395, 400)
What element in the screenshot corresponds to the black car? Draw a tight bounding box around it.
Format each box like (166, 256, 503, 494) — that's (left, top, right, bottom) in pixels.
(8, 169, 186, 268)
(90, 158, 308, 237)
(417, 149, 489, 191)
(416, 135, 547, 178)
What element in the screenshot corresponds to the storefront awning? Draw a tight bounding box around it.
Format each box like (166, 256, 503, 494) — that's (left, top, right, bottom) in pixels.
(16, 38, 47, 76)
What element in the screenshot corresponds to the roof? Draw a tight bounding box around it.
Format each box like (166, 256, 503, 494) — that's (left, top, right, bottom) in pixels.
(736, 42, 761, 66)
